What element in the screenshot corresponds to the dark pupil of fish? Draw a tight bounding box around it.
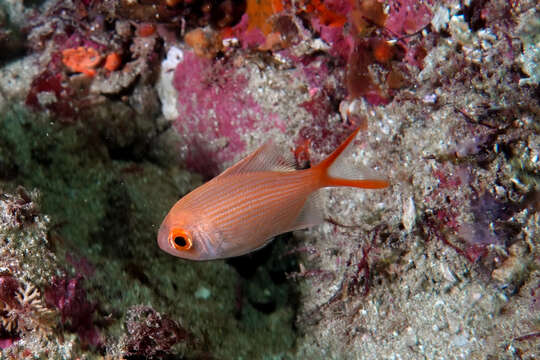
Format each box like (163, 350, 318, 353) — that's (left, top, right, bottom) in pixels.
(174, 236, 187, 248)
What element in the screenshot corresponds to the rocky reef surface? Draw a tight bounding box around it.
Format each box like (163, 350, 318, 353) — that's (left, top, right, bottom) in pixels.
(0, 0, 538, 359)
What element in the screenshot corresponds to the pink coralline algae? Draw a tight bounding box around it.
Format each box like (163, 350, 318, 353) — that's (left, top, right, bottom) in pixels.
(297, 92, 352, 158)
(305, 0, 354, 60)
(173, 51, 281, 178)
(228, 14, 267, 49)
(311, 17, 354, 60)
(44, 276, 102, 348)
(0, 337, 18, 350)
(291, 56, 355, 158)
(385, 0, 432, 69)
(385, 0, 433, 38)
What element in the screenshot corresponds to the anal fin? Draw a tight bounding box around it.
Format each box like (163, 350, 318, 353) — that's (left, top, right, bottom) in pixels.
(288, 190, 325, 232)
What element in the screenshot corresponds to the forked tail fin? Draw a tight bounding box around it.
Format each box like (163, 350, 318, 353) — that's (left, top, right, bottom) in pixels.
(314, 128, 390, 189)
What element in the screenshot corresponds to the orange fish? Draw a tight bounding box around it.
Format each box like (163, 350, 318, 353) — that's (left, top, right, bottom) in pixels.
(158, 128, 389, 260)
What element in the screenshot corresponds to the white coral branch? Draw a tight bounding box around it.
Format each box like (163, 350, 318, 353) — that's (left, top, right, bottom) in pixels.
(1, 279, 56, 335)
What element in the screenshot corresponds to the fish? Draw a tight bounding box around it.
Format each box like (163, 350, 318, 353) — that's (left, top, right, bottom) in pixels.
(157, 128, 389, 261)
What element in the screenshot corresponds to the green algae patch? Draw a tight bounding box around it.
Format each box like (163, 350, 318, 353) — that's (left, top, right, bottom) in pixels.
(0, 106, 298, 359)
(0, 107, 111, 247)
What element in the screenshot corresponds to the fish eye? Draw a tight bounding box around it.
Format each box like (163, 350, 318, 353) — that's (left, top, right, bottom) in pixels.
(169, 229, 192, 251)
(174, 236, 187, 247)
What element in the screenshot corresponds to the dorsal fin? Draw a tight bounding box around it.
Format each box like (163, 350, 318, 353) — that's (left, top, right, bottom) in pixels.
(218, 140, 297, 177)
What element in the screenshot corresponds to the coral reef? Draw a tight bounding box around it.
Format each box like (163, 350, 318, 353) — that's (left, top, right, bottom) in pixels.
(0, 276, 55, 336)
(0, 0, 538, 358)
(122, 305, 190, 358)
(0, 187, 61, 357)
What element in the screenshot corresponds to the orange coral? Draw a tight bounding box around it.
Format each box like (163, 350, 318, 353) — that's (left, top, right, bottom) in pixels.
(246, 0, 284, 35)
(61, 47, 101, 77)
(137, 23, 156, 37)
(184, 28, 222, 58)
(104, 53, 122, 71)
(372, 39, 394, 63)
(308, 0, 347, 27)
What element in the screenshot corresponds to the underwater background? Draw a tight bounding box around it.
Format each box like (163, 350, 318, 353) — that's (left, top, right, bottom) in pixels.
(0, 0, 538, 359)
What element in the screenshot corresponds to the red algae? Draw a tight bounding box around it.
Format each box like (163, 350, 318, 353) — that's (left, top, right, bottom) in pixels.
(297, 92, 351, 156)
(433, 168, 463, 189)
(25, 71, 76, 118)
(44, 276, 102, 348)
(385, 0, 432, 38)
(0, 275, 20, 309)
(124, 305, 190, 358)
(346, 40, 380, 98)
(346, 39, 388, 104)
